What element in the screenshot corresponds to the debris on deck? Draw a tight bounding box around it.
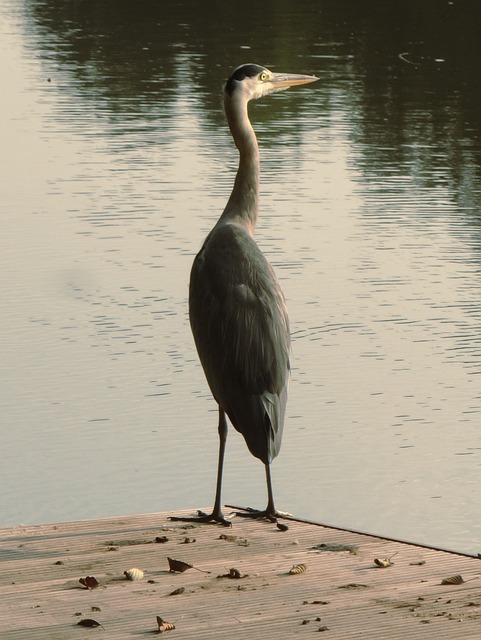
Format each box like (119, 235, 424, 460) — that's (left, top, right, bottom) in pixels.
(0, 509, 480, 638)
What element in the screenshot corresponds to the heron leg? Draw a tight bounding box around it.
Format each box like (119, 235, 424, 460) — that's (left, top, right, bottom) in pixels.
(170, 407, 232, 527)
(233, 463, 278, 523)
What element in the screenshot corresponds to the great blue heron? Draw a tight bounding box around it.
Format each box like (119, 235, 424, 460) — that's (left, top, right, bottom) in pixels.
(171, 64, 318, 526)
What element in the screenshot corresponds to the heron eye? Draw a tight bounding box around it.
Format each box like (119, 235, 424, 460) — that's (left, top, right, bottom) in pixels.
(259, 72, 268, 82)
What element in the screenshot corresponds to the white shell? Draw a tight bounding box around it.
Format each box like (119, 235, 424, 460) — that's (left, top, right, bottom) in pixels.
(124, 567, 144, 581)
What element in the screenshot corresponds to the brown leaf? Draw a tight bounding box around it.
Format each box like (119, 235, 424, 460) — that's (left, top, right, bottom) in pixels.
(79, 576, 99, 590)
(77, 618, 103, 629)
(155, 536, 169, 543)
(218, 534, 237, 542)
(167, 557, 209, 574)
(169, 587, 185, 596)
(311, 543, 358, 553)
(374, 558, 393, 568)
(216, 567, 246, 579)
(167, 557, 193, 573)
(374, 552, 397, 567)
(277, 521, 289, 531)
(338, 583, 369, 589)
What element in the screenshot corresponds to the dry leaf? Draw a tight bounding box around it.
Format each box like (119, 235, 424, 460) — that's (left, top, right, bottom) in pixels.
(167, 557, 193, 573)
(218, 534, 237, 542)
(218, 533, 249, 546)
(217, 568, 246, 579)
(156, 616, 175, 633)
(374, 552, 397, 567)
(77, 618, 103, 629)
(155, 536, 169, 543)
(338, 583, 368, 589)
(167, 557, 209, 574)
(441, 574, 464, 585)
(79, 576, 99, 590)
(289, 563, 307, 575)
(374, 558, 393, 568)
(311, 542, 359, 553)
(277, 522, 289, 531)
(169, 587, 185, 596)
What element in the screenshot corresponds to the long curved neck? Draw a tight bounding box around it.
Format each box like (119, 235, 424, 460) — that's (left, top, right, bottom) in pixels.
(217, 93, 260, 235)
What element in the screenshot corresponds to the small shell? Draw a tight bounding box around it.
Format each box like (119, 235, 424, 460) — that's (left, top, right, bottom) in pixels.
(159, 621, 175, 633)
(157, 616, 175, 632)
(441, 574, 464, 585)
(124, 567, 144, 581)
(289, 563, 307, 575)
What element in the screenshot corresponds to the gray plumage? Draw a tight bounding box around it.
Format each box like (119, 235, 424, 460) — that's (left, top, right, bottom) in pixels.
(190, 220, 290, 464)
(171, 64, 318, 526)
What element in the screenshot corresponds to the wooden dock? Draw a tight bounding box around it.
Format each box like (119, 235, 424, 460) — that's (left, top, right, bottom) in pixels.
(1, 508, 480, 638)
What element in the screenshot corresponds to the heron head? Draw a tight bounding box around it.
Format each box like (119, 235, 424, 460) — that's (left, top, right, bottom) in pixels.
(224, 63, 318, 102)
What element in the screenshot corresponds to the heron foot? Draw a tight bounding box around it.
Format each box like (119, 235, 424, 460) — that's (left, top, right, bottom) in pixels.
(232, 506, 279, 523)
(169, 509, 232, 527)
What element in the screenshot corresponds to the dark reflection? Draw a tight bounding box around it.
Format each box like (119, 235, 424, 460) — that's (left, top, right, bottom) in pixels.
(23, 0, 481, 175)
(17, 0, 481, 268)
(342, 1, 481, 227)
(19, 0, 481, 241)
(23, 0, 322, 122)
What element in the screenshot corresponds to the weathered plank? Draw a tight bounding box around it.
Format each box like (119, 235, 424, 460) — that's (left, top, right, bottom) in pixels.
(1, 509, 480, 638)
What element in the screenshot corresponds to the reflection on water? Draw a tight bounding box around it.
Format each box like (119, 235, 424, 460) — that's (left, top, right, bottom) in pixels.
(1, 0, 481, 553)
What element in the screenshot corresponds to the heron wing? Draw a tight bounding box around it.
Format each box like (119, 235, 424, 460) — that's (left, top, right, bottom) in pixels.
(189, 223, 290, 463)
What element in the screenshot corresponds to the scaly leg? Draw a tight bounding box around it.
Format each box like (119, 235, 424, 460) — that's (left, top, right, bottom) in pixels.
(234, 463, 279, 522)
(170, 407, 231, 527)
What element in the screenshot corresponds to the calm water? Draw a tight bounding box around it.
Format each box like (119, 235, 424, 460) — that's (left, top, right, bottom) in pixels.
(2, 0, 481, 554)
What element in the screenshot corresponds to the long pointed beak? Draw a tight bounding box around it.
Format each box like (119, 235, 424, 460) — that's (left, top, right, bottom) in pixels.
(270, 72, 319, 89)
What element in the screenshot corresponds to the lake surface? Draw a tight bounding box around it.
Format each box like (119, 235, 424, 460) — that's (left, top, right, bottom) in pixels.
(2, 0, 481, 554)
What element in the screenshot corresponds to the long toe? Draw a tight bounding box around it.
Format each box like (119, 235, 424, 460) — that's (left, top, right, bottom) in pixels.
(169, 509, 232, 527)
(233, 507, 278, 523)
